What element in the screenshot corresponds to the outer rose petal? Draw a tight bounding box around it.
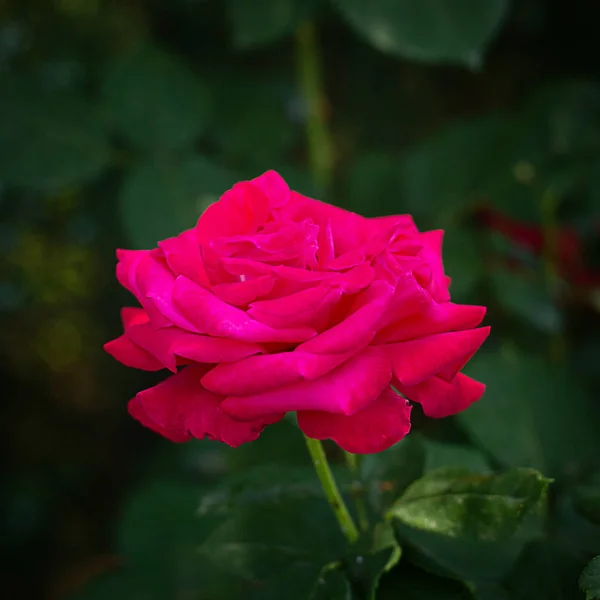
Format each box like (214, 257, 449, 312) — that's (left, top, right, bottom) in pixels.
(384, 327, 490, 386)
(126, 322, 263, 372)
(104, 335, 163, 371)
(201, 349, 356, 396)
(212, 275, 275, 306)
(397, 372, 485, 418)
(128, 367, 280, 446)
(376, 302, 487, 343)
(172, 275, 316, 343)
(297, 387, 412, 454)
(158, 229, 210, 287)
(220, 346, 391, 420)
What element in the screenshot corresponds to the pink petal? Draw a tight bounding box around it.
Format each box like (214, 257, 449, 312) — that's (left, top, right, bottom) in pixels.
(383, 327, 490, 386)
(376, 302, 487, 343)
(115, 249, 148, 302)
(251, 170, 290, 208)
(297, 386, 412, 454)
(248, 285, 342, 330)
(196, 181, 270, 245)
(212, 275, 275, 306)
(276, 192, 372, 255)
(158, 229, 210, 287)
(397, 372, 485, 418)
(419, 230, 451, 302)
(136, 252, 199, 330)
(126, 322, 263, 372)
(318, 220, 334, 269)
(220, 346, 391, 420)
(121, 307, 150, 328)
(128, 367, 279, 446)
(328, 249, 366, 271)
(201, 349, 356, 396)
(297, 280, 394, 354)
(104, 335, 164, 371)
(172, 275, 316, 343)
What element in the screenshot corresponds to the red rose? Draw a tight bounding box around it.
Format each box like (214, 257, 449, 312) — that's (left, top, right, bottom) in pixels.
(105, 171, 489, 454)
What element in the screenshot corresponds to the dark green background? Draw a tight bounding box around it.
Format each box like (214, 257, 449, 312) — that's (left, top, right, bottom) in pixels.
(2, 0, 600, 598)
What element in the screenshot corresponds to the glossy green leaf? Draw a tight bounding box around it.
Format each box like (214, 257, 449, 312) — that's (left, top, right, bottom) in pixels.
(119, 155, 234, 249)
(459, 350, 600, 480)
(387, 467, 550, 541)
(333, 0, 509, 66)
(102, 45, 211, 151)
(581, 556, 600, 600)
(229, 0, 310, 48)
(0, 83, 110, 192)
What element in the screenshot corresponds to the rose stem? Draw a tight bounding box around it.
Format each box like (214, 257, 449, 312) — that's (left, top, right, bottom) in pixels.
(304, 435, 359, 543)
(344, 451, 370, 532)
(295, 21, 334, 194)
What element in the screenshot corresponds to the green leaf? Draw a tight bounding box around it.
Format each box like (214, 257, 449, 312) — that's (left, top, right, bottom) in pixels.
(581, 556, 600, 600)
(102, 45, 211, 152)
(387, 467, 550, 541)
(197, 496, 348, 599)
(344, 523, 402, 600)
(361, 436, 426, 514)
(333, 0, 509, 66)
(0, 83, 110, 192)
(119, 155, 234, 248)
(228, 0, 312, 48)
(573, 472, 600, 525)
(392, 514, 542, 584)
(458, 350, 600, 481)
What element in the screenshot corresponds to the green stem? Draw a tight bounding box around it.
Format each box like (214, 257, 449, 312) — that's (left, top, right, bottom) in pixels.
(295, 21, 334, 193)
(304, 436, 359, 543)
(344, 451, 370, 532)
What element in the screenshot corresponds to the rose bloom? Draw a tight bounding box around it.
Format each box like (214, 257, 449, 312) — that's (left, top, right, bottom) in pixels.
(105, 171, 489, 454)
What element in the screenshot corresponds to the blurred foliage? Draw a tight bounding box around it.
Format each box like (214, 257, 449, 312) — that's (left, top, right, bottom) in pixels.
(1, 0, 600, 598)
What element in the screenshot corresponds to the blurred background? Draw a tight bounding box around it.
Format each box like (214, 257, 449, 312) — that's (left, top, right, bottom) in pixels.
(2, 0, 600, 598)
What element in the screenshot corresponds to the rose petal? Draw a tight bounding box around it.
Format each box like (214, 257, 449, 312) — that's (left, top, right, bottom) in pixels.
(377, 302, 487, 343)
(383, 327, 490, 386)
(116, 248, 149, 302)
(136, 252, 199, 331)
(297, 280, 394, 354)
(172, 275, 316, 343)
(201, 349, 356, 396)
(128, 367, 279, 446)
(212, 275, 275, 306)
(121, 307, 150, 328)
(419, 230, 451, 302)
(196, 181, 270, 245)
(397, 372, 485, 418)
(220, 346, 391, 420)
(318, 220, 334, 269)
(248, 285, 342, 329)
(297, 387, 412, 454)
(251, 170, 290, 208)
(104, 335, 163, 371)
(158, 229, 210, 287)
(126, 322, 263, 372)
